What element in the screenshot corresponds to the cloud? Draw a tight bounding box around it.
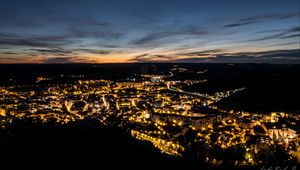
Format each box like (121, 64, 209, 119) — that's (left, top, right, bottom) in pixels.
(173, 57, 299, 64)
(1, 49, 298, 64)
(0, 57, 24, 63)
(224, 22, 254, 28)
(247, 26, 300, 41)
(251, 49, 300, 58)
(67, 27, 122, 39)
(28, 48, 112, 57)
(0, 56, 44, 63)
(72, 49, 111, 55)
(43, 56, 96, 64)
(97, 44, 119, 48)
(270, 41, 299, 47)
(238, 13, 298, 22)
(0, 45, 113, 59)
(280, 33, 300, 39)
(176, 49, 300, 64)
(129, 53, 174, 62)
(0, 33, 71, 48)
(130, 49, 300, 64)
(176, 49, 224, 56)
(0, 38, 62, 48)
(254, 29, 283, 34)
(133, 26, 209, 45)
(0, 18, 121, 49)
(30, 48, 74, 55)
(132, 53, 149, 60)
(224, 13, 299, 28)
(0, 52, 18, 55)
(58, 18, 123, 40)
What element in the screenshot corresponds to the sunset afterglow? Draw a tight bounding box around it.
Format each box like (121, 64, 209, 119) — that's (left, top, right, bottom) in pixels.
(0, 0, 299, 64)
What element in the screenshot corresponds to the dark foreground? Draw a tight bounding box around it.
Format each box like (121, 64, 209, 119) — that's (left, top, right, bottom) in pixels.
(2, 119, 295, 170)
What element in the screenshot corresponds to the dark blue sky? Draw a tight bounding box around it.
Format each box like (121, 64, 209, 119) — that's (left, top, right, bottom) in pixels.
(0, 0, 299, 63)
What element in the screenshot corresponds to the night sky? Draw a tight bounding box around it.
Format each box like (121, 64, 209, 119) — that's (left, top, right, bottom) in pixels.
(0, 0, 299, 63)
